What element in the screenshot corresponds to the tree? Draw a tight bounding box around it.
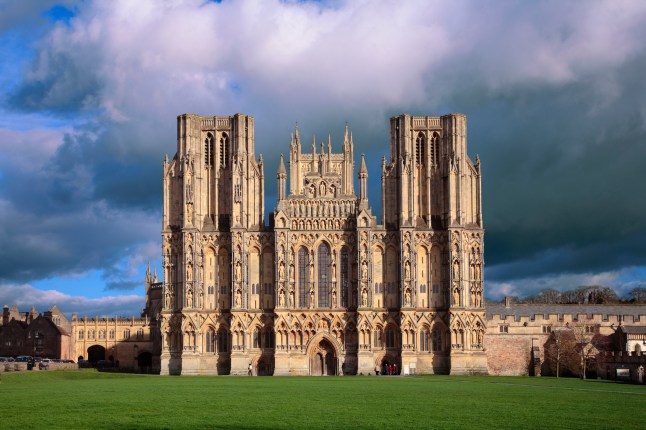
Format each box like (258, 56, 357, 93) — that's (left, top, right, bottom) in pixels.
(546, 326, 576, 378)
(570, 322, 595, 379)
(629, 288, 646, 303)
(525, 288, 561, 304)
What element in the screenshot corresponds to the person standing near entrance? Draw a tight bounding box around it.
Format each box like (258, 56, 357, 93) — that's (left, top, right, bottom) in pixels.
(248, 363, 253, 376)
(393, 363, 398, 375)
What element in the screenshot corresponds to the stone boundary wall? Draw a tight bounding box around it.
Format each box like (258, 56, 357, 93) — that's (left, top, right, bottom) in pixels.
(0, 362, 77, 373)
(599, 351, 646, 383)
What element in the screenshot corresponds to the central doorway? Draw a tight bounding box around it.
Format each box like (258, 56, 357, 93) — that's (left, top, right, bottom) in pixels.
(309, 339, 337, 376)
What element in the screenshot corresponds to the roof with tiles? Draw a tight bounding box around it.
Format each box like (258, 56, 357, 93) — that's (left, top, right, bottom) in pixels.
(486, 304, 646, 320)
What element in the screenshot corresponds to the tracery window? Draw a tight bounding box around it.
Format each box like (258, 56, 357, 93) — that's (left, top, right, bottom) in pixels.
(341, 247, 349, 307)
(217, 329, 228, 353)
(430, 132, 439, 165)
(386, 327, 396, 348)
(264, 328, 274, 348)
(298, 247, 308, 308)
(431, 329, 442, 351)
(373, 330, 383, 348)
(420, 328, 429, 351)
(318, 243, 330, 308)
(219, 133, 228, 167)
(415, 132, 425, 165)
(204, 133, 214, 166)
(206, 328, 215, 353)
(123, 329, 130, 340)
(78, 330, 84, 340)
(253, 328, 260, 348)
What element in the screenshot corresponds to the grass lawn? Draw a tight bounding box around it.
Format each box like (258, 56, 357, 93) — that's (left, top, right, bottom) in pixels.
(0, 371, 643, 429)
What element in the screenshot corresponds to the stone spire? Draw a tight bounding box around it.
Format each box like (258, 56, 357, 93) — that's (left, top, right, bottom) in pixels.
(277, 154, 287, 201)
(359, 153, 368, 203)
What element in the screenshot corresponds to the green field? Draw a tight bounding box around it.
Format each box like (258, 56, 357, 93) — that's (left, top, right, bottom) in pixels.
(1, 371, 643, 429)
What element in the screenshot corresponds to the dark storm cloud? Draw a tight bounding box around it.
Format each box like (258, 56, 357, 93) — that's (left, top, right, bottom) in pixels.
(2, 0, 646, 302)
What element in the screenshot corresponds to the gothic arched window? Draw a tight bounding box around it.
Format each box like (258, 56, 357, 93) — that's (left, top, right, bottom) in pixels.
(386, 326, 396, 348)
(298, 247, 309, 308)
(340, 247, 349, 308)
(253, 328, 260, 348)
(205, 133, 214, 166)
(217, 328, 228, 353)
(206, 328, 215, 353)
(415, 132, 425, 165)
(431, 132, 439, 165)
(432, 328, 442, 352)
(318, 243, 330, 308)
(219, 132, 229, 167)
(420, 328, 430, 351)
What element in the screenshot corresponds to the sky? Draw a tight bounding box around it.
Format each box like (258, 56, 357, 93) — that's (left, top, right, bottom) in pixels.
(1, 0, 646, 317)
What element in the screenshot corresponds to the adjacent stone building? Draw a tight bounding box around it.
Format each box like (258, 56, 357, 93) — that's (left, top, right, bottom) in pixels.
(486, 299, 646, 381)
(0, 304, 73, 360)
(160, 113, 486, 375)
(70, 265, 162, 371)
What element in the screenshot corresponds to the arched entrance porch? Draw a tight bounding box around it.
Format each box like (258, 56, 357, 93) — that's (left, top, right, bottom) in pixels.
(87, 345, 106, 365)
(309, 338, 337, 376)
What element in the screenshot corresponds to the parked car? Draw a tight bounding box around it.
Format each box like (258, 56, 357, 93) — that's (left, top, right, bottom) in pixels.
(0, 357, 14, 362)
(15, 356, 32, 362)
(78, 359, 92, 368)
(95, 360, 114, 369)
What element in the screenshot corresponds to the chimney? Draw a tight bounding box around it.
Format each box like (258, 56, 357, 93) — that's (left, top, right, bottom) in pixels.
(504, 296, 512, 308)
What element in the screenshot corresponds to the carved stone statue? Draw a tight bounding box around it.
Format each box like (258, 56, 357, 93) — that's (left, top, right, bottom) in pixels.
(235, 289, 241, 307)
(279, 263, 285, 281)
(361, 288, 368, 307)
(279, 289, 285, 307)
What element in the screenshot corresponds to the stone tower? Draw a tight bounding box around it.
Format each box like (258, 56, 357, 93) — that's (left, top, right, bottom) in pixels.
(383, 114, 485, 373)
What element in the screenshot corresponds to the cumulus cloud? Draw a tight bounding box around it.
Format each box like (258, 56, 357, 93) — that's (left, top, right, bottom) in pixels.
(2, 0, 646, 304)
(486, 266, 646, 300)
(0, 283, 144, 317)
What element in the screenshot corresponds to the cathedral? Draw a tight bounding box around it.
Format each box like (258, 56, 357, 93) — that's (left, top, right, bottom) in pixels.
(159, 113, 486, 376)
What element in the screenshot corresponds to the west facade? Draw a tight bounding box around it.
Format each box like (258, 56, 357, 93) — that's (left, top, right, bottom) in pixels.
(160, 113, 486, 376)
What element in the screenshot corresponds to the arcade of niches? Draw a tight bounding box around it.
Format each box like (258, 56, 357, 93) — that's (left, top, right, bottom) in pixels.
(159, 113, 486, 376)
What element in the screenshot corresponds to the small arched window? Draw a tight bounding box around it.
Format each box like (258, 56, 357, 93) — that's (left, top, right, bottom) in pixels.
(341, 247, 349, 307)
(415, 132, 425, 165)
(420, 328, 429, 351)
(298, 247, 309, 308)
(205, 328, 215, 353)
(205, 133, 214, 166)
(318, 243, 331, 308)
(430, 132, 439, 165)
(217, 328, 228, 353)
(432, 329, 442, 352)
(219, 132, 229, 167)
